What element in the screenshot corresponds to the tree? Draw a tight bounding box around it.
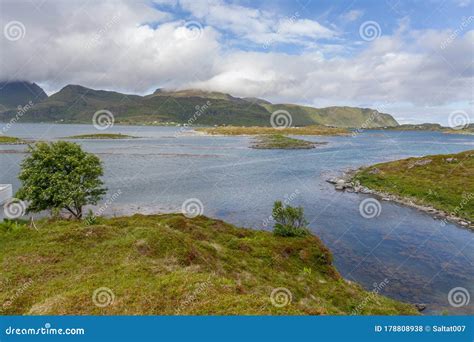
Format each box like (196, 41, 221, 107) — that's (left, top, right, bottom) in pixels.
(16, 141, 107, 219)
(272, 201, 309, 237)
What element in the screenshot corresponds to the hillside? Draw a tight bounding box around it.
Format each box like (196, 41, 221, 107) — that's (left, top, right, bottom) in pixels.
(0, 214, 417, 315)
(0, 81, 47, 110)
(262, 104, 399, 128)
(0, 82, 399, 128)
(354, 150, 474, 225)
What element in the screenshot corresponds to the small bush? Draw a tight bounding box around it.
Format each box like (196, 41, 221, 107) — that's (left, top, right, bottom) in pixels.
(0, 219, 27, 233)
(83, 209, 98, 226)
(272, 201, 309, 237)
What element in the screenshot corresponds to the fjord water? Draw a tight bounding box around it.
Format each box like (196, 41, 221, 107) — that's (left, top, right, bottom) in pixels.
(1, 124, 473, 314)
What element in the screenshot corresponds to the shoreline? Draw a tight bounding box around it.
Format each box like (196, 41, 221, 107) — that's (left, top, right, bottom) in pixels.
(327, 169, 474, 230)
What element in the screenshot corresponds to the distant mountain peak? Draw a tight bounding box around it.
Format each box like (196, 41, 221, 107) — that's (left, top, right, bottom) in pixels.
(61, 84, 89, 90)
(149, 88, 237, 101)
(242, 97, 272, 105)
(0, 80, 47, 109)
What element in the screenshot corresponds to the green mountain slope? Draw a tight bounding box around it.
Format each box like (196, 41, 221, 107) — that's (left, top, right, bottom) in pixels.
(262, 104, 398, 128)
(0, 83, 399, 128)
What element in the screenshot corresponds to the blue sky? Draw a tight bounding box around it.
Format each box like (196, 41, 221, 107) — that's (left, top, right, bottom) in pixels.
(152, 0, 472, 53)
(0, 0, 473, 125)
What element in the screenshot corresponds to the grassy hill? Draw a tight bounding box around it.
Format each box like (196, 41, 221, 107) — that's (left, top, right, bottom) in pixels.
(0, 82, 399, 128)
(0, 214, 417, 315)
(262, 104, 399, 128)
(354, 150, 474, 223)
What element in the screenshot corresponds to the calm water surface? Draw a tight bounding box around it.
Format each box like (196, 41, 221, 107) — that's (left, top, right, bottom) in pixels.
(1, 123, 473, 314)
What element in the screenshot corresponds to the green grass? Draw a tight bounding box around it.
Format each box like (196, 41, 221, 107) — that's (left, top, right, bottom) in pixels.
(252, 134, 319, 149)
(0, 214, 417, 315)
(0, 136, 26, 144)
(197, 125, 348, 136)
(64, 133, 138, 139)
(354, 150, 474, 222)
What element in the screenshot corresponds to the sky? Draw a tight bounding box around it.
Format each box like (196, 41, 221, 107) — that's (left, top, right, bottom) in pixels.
(0, 0, 473, 125)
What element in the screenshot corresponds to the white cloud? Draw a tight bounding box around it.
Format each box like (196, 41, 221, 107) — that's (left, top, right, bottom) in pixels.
(341, 10, 364, 22)
(176, 0, 337, 46)
(0, 0, 472, 124)
(455, 0, 471, 8)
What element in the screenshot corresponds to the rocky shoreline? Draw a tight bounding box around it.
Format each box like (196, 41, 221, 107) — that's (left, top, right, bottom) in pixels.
(327, 169, 474, 230)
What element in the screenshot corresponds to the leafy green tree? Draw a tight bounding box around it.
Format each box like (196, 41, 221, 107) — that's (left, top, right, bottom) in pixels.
(16, 141, 107, 219)
(272, 201, 309, 237)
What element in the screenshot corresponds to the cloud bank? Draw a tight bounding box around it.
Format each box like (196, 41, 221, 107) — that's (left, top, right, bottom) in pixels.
(0, 0, 472, 124)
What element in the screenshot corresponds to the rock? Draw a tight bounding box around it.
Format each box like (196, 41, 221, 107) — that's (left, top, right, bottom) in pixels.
(368, 168, 380, 175)
(335, 179, 346, 190)
(408, 159, 432, 169)
(446, 157, 457, 163)
(326, 178, 338, 184)
(414, 303, 426, 312)
(135, 239, 151, 255)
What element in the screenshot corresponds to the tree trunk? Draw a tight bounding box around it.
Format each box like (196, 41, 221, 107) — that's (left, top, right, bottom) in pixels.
(75, 205, 83, 219)
(64, 205, 82, 219)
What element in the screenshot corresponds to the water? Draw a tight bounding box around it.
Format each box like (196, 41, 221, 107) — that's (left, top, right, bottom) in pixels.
(1, 123, 473, 314)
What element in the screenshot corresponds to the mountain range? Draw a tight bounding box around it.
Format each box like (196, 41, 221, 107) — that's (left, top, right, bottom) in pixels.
(0, 81, 399, 128)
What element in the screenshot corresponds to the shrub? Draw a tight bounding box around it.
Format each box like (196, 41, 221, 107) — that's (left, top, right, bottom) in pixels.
(84, 209, 99, 225)
(272, 201, 309, 237)
(0, 219, 27, 233)
(16, 141, 107, 219)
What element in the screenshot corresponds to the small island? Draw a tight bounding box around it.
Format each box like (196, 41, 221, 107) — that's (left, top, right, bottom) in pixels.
(251, 134, 323, 149)
(0, 136, 26, 145)
(64, 133, 138, 140)
(196, 126, 339, 150)
(196, 125, 348, 136)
